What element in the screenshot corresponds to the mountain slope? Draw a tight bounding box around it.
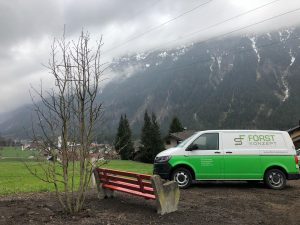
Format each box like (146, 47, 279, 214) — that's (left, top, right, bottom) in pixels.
(1, 27, 300, 140)
(101, 27, 300, 136)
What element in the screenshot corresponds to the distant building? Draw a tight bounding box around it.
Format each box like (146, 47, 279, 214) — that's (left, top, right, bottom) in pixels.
(165, 130, 196, 149)
(287, 121, 300, 149)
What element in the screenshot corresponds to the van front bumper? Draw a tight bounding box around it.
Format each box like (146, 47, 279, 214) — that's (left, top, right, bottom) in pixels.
(153, 162, 172, 180)
(287, 172, 300, 180)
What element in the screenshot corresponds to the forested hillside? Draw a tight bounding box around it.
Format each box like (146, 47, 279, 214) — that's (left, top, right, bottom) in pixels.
(1, 27, 300, 140)
(100, 27, 300, 138)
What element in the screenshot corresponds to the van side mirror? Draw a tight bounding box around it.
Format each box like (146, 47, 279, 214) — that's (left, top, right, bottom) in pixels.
(186, 144, 198, 151)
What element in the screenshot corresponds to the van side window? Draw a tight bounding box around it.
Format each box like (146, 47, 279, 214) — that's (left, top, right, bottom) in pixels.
(191, 133, 219, 150)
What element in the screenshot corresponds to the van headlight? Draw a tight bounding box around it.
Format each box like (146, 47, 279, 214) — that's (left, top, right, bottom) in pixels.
(155, 156, 171, 163)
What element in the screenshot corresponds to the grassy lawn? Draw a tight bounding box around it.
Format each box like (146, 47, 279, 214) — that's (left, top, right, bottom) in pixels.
(0, 160, 153, 196)
(0, 146, 39, 159)
(103, 160, 153, 174)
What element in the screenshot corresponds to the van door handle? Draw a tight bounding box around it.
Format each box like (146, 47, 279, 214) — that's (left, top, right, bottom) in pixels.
(214, 151, 221, 154)
(226, 151, 232, 154)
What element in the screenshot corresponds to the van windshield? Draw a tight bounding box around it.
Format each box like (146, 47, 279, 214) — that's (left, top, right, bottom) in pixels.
(176, 133, 198, 148)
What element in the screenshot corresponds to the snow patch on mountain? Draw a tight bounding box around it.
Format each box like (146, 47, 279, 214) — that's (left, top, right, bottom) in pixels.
(209, 57, 215, 72)
(193, 112, 198, 121)
(172, 56, 178, 61)
(250, 37, 261, 63)
(216, 56, 222, 70)
(136, 53, 147, 61)
(279, 31, 284, 42)
(282, 76, 289, 102)
(158, 52, 168, 58)
(289, 49, 295, 66)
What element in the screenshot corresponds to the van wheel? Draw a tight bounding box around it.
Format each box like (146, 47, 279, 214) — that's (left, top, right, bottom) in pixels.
(172, 168, 192, 189)
(264, 169, 286, 190)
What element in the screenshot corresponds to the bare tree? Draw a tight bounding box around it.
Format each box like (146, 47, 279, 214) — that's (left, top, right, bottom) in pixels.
(28, 30, 107, 213)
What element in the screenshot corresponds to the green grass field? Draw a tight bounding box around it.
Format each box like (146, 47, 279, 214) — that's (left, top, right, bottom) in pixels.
(0, 147, 39, 159)
(0, 160, 153, 196)
(103, 160, 153, 174)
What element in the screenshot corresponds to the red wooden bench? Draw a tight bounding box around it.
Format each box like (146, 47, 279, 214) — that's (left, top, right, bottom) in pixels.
(93, 168, 180, 215)
(94, 168, 155, 199)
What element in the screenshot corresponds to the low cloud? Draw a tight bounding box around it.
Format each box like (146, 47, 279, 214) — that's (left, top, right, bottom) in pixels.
(0, 0, 300, 113)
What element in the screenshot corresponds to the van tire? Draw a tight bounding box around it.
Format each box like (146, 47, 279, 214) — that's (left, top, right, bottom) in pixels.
(172, 167, 192, 189)
(264, 169, 286, 190)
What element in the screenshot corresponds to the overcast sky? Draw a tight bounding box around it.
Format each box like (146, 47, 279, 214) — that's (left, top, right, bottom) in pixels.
(1, 0, 300, 113)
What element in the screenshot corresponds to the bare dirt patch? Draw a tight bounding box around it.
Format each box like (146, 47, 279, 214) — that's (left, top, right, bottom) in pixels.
(1, 181, 300, 225)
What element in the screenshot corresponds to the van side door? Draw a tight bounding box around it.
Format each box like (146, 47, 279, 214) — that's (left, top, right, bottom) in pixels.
(222, 132, 262, 179)
(186, 133, 223, 179)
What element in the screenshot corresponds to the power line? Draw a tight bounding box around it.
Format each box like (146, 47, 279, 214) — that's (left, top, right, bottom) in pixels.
(145, 6, 300, 74)
(160, 0, 281, 49)
(103, 0, 213, 54)
(208, 7, 300, 43)
(105, 0, 280, 56)
(104, 7, 300, 76)
(126, 0, 281, 64)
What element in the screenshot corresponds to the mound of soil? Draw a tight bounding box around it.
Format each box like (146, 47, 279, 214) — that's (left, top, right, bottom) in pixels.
(1, 181, 300, 225)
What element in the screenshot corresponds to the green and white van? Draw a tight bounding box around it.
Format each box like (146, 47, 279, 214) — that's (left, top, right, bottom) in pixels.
(153, 130, 300, 189)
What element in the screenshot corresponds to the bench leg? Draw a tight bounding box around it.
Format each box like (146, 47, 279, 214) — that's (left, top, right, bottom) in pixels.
(93, 169, 114, 199)
(102, 188, 114, 199)
(151, 175, 180, 215)
(96, 184, 114, 199)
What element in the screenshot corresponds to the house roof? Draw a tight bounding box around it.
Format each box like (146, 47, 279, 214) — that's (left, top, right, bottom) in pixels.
(293, 136, 300, 143)
(287, 125, 300, 134)
(169, 130, 197, 141)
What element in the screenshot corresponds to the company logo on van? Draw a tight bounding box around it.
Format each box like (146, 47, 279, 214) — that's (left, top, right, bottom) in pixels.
(234, 134, 276, 146)
(234, 135, 245, 145)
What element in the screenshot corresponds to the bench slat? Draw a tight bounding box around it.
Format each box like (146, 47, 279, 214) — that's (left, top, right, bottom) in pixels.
(100, 179, 154, 195)
(102, 175, 153, 188)
(97, 168, 152, 180)
(102, 184, 156, 199)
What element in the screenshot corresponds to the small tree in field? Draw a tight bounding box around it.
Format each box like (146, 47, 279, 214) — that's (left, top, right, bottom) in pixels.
(139, 111, 153, 163)
(28, 31, 106, 213)
(169, 116, 184, 134)
(139, 111, 164, 163)
(150, 113, 165, 158)
(114, 114, 134, 160)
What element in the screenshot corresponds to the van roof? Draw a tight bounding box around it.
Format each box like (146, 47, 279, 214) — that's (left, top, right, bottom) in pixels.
(199, 130, 286, 133)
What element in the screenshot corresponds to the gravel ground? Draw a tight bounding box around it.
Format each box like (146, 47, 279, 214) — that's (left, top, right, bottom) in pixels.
(1, 181, 300, 225)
